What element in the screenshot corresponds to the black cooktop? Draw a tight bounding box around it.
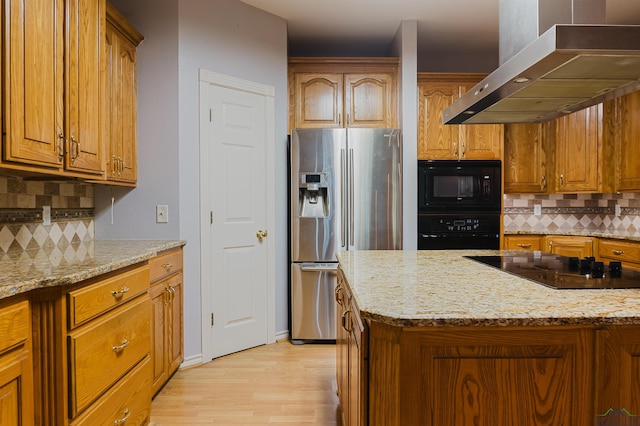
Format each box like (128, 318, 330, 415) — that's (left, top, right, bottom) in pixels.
(465, 253, 640, 289)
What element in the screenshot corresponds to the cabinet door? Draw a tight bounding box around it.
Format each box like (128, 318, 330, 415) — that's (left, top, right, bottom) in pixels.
(4, 0, 65, 169)
(167, 275, 184, 374)
(417, 82, 460, 160)
(65, 0, 104, 175)
(105, 23, 138, 183)
(555, 104, 602, 193)
(0, 349, 34, 426)
(458, 82, 502, 160)
(616, 91, 640, 191)
(344, 73, 396, 128)
(150, 283, 168, 396)
(545, 236, 594, 258)
(335, 276, 349, 424)
(504, 123, 548, 193)
(293, 73, 343, 128)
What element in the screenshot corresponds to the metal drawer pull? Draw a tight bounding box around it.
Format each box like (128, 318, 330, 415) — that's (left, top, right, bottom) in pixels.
(111, 286, 130, 297)
(114, 408, 130, 425)
(613, 250, 624, 255)
(162, 263, 173, 272)
(112, 339, 130, 352)
(517, 243, 532, 248)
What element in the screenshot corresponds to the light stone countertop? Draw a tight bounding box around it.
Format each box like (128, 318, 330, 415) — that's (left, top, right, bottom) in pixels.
(336, 250, 640, 328)
(0, 240, 186, 299)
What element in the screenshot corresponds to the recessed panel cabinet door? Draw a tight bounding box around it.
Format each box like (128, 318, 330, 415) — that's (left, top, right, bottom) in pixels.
(4, 0, 65, 168)
(294, 73, 343, 128)
(617, 91, 640, 191)
(504, 123, 548, 193)
(344, 73, 396, 128)
(418, 82, 460, 160)
(65, 0, 104, 174)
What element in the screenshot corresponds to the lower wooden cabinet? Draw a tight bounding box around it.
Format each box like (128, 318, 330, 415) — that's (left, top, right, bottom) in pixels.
(0, 299, 34, 426)
(150, 248, 184, 396)
(31, 264, 151, 426)
(543, 235, 595, 258)
(598, 238, 640, 271)
(336, 269, 367, 426)
(503, 235, 543, 251)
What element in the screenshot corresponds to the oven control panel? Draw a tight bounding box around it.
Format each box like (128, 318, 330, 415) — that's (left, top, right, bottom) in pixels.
(419, 216, 500, 233)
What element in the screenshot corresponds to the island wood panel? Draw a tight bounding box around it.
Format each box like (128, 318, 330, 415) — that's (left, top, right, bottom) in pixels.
(368, 322, 401, 426)
(594, 326, 640, 419)
(388, 325, 594, 426)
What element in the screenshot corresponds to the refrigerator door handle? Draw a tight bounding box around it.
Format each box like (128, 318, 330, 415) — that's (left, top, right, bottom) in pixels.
(349, 148, 355, 247)
(341, 148, 346, 248)
(300, 263, 339, 272)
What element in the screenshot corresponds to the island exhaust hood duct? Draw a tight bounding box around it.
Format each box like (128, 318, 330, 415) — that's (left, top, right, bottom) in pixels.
(442, 0, 640, 124)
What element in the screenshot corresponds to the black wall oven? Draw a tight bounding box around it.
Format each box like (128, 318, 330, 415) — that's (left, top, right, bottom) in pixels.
(418, 160, 501, 250)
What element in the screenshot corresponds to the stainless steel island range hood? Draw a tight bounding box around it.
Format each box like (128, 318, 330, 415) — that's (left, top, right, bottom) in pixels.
(443, 0, 640, 124)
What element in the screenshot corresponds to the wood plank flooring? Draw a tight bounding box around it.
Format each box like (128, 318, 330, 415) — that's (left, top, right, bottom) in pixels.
(149, 341, 341, 425)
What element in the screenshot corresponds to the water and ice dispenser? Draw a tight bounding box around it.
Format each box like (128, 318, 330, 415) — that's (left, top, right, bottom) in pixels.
(298, 173, 329, 218)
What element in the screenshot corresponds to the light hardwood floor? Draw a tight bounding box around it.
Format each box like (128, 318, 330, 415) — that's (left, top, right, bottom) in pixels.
(150, 341, 341, 425)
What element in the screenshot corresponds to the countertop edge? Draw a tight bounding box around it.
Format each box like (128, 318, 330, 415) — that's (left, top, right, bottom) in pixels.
(0, 240, 186, 300)
(503, 229, 640, 242)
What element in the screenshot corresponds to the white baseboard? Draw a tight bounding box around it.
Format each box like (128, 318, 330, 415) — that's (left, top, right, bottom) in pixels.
(275, 329, 289, 342)
(179, 353, 204, 369)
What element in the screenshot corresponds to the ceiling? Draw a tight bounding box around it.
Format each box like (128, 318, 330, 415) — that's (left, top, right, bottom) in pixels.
(240, 0, 640, 72)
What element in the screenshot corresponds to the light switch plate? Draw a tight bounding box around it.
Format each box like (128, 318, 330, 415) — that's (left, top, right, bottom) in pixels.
(533, 204, 542, 216)
(156, 205, 169, 223)
(42, 206, 51, 226)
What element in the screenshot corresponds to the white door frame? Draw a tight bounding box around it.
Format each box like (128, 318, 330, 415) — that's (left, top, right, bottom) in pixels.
(199, 69, 276, 362)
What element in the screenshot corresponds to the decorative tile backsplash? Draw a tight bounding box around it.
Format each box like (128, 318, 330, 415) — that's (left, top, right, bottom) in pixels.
(0, 176, 94, 253)
(504, 193, 640, 238)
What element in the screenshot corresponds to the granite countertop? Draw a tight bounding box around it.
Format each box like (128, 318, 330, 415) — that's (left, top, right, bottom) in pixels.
(336, 250, 640, 328)
(0, 240, 186, 299)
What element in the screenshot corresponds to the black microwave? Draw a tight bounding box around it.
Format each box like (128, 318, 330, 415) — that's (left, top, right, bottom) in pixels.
(418, 160, 501, 213)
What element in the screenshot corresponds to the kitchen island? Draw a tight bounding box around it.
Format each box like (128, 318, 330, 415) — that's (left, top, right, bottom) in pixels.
(336, 250, 640, 426)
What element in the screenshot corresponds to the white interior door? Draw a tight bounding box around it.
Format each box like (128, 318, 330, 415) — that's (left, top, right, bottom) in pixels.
(199, 70, 275, 360)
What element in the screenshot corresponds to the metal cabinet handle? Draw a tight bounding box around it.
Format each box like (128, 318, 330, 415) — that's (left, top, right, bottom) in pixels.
(341, 309, 351, 332)
(162, 263, 173, 273)
(517, 243, 532, 249)
(112, 339, 130, 352)
(111, 286, 130, 297)
(71, 135, 80, 164)
(57, 131, 66, 162)
(460, 141, 466, 158)
(453, 141, 458, 157)
(560, 174, 565, 187)
(335, 285, 344, 305)
(114, 408, 130, 425)
(613, 250, 624, 255)
(541, 175, 546, 191)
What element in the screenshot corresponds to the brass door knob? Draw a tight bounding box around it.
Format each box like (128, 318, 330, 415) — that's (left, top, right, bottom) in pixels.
(256, 229, 268, 242)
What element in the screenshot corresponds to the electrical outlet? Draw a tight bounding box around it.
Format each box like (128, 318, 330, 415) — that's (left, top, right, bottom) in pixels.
(615, 204, 622, 217)
(156, 205, 169, 223)
(42, 206, 51, 226)
(533, 204, 542, 216)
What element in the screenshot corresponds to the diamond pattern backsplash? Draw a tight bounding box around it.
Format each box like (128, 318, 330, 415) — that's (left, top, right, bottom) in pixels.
(504, 193, 640, 239)
(0, 176, 95, 253)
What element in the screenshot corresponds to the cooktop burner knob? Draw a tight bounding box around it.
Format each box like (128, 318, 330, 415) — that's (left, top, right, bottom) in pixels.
(579, 259, 593, 275)
(568, 257, 580, 271)
(609, 261, 622, 278)
(591, 261, 605, 278)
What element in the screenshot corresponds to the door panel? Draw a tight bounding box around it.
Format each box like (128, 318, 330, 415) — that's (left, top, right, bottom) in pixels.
(208, 84, 268, 358)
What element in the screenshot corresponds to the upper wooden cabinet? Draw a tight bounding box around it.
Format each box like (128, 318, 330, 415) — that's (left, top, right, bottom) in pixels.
(417, 73, 502, 160)
(3, 0, 105, 177)
(504, 123, 550, 193)
(613, 90, 640, 191)
(554, 104, 605, 193)
(288, 58, 398, 131)
(104, 4, 143, 185)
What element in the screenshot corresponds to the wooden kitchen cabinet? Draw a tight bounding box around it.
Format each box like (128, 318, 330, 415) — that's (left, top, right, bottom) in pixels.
(613, 90, 640, 191)
(3, 0, 104, 177)
(288, 58, 398, 131)
(504, 123, 550, 193)
(554, 104, 604, 193)
(417, 73, 502, 160)
(598, 239, 640, 271)
(0, 299, 34, 426)
(103, 4, 144, 185)
(503, 235, 543, 251)
(31, 264, 151, 426)
(336, 268, 367, 426)
(150, 248, 184, 396)
(544, 235, 595, 258)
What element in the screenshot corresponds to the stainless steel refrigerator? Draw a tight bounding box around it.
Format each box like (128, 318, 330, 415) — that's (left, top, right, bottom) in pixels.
(290, 128, 402, 342)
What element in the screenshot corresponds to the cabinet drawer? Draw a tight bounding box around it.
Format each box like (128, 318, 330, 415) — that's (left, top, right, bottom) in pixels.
(0, 301, 29, 355)
(68, 295, 150, 416)
(71, 356, 151, 426)
(599, 240, 640, 265)
(504, 236, 542, 251)
(149, 248, 183, 283)
(67, 266, 150, 328)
